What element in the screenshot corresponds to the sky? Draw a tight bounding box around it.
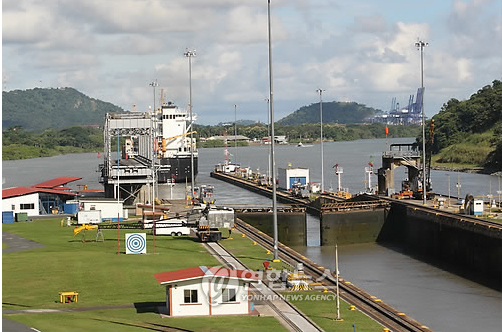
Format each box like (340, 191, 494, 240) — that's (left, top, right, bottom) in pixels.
(2, 0, 502, 125)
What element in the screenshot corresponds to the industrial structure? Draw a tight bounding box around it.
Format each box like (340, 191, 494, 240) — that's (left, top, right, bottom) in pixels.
(371, 88, 425, 125)
(377, 143, 427, 197)
(99, 98, 198, 203)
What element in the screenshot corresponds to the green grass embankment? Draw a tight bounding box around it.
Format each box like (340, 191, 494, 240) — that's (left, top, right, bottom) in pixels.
(3, 219, 287, 332)
(434, 131, 495, 167)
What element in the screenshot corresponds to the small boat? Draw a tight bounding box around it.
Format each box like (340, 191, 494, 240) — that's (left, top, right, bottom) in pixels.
(297, 135, 312, 147)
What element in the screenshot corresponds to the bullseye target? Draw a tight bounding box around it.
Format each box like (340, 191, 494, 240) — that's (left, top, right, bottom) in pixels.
(125, 233, 146, 254)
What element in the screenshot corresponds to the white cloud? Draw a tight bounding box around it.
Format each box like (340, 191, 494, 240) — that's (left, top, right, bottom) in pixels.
(2, 0, 501, 124)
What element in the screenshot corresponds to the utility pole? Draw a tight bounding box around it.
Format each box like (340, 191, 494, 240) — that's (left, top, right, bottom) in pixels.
(317, 88, 325, 193)
(415, 39, 428, 205)
(265, 98, 271, 184)
(234, 104, 237, 162)
(184, 49, 196, 196)
(268, 0, 280, 262)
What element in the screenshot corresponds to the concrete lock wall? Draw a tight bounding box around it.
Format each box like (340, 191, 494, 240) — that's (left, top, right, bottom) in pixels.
(236, 213, 307, 247)
(381, 202, 502, 289)
(320, 210, 386, 246)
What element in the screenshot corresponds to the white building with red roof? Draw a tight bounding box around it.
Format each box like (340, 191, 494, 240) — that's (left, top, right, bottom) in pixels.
(2, 177, 81, 217)
(154, 266, 260, 317)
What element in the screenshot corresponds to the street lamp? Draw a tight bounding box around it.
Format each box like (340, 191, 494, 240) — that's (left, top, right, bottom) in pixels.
(149, 81, 158, 207)
(149, 80, 158, 111)
(234, 104, 237, 161)
(447, 174, 451, 207)
(184, 48, 196, 196)
(415, 39, 428, 205)
(268, 0, 279, 262)
(317, 88, 325, 193)
(265, 98, 271, 184)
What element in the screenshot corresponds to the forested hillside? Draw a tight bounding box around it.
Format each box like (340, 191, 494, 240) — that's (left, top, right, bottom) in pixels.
(277, 101, 378, 125)
(196, 122, 419, 145)
(2, 126, 103, 160)
(429, 80, 502, 171)
(2, 87, 124, 130)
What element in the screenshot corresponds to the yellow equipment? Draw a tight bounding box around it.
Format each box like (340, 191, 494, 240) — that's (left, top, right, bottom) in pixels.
(161, 131, 197, 157)
(59, 291, 79, 303)
(74, 224, 98, 236)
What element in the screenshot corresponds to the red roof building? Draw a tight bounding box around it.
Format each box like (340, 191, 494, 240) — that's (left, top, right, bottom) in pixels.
(154, 266, 260, 317)
(2, 177, 81, 217)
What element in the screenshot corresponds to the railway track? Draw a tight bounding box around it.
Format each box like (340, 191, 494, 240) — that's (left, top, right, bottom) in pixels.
(205, 241, 323, 332)
(234, 218, 434, 332)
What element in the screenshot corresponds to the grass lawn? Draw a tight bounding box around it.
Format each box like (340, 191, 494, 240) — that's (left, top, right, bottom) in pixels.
(219, 228, 291, 271)
(2, 219, 287, 332)
(3, 219, 218, 309)
(8, 308, 287, 332)
(286, 291, 384, 332)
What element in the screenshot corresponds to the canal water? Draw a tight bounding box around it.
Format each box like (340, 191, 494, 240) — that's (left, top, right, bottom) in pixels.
(3, 138, 502, 331)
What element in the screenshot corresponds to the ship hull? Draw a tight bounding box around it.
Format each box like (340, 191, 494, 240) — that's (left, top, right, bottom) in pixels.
(158, 155, 198, 183)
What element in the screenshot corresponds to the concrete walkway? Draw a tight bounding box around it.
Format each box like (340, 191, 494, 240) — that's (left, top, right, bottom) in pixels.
(205, 241, 322, 332)
(2, 231, 44, 253)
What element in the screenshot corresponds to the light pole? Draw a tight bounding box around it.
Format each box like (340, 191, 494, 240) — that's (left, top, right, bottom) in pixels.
(497, 175, 501, 208)
(268, 0, 279, 262)
(184, 48, 196, 197)
(149, 80, 158, 112)
(234, 104, 237, 162)
(149, 81, 158, 209)
(265, 98, 270, 184)
(415, 39, 428, 205)
(317, 88, 325, 193)
(447, 174, 451, 207)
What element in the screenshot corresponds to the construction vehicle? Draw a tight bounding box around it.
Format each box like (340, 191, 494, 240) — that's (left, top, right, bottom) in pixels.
(291, 182, 310, 198)
(391, 180, 415, 199)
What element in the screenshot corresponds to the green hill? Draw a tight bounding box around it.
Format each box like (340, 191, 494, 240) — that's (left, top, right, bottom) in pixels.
(277, 101, 379, 125)
(428, 80, 502, 171)
(2, 87, 124, 130)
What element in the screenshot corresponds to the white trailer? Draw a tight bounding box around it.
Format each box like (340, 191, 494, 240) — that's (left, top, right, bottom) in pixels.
(77, 198, 127, 221)
(143, 217, 191, 236)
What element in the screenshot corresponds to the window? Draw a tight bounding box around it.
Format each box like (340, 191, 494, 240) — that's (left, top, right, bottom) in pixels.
(222, 288, 236, 302)
(20, 203, 34, 210)
(184, 289, 198, 303)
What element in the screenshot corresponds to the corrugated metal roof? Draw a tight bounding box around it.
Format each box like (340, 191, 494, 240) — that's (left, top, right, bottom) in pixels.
(33, 177, 82, 188)
(154, 266, 260, 285)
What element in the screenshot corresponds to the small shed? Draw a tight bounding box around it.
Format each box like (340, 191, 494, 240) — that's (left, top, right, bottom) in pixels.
(278, 167, 310, 190)
(154, 266, 260, 317)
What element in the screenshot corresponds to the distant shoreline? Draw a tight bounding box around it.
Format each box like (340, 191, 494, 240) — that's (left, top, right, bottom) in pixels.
(432, 165, 501, 176)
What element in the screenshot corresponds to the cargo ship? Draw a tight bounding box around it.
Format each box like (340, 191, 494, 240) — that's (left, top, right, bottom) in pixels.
(155, 101, 198, 183)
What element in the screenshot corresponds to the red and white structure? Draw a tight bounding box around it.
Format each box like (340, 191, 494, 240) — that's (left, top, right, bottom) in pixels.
(2, 177, 81, 216)
(154, 266, 260, 317)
